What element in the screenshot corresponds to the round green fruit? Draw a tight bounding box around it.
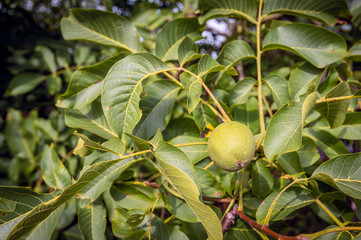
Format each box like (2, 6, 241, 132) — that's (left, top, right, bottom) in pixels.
(207, 121, 255, 172)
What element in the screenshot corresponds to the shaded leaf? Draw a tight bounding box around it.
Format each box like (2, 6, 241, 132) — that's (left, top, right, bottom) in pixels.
(264, 74, 290, 108)
(224, 218, 260, 240)
(40, 145, 72, 189)
(65, 100, 117, 140)
(198, 0, 257, 24)
(134, 80, 180, 140)
(256, 187, 316, 224)
(264, 92, 318, 160)
(195, 167, 225, 198)
(233, 97, 260, 134)
(178, 37, 201, 67)
(277, 152, 304, 175)
(303, 128, 349, 158)
(153, 142, 222, 240)
(198, 54, 225, 77)
(180, 71, 202, 113)
(6, 73, 45, 96)
(289, 63, 323, 100)
(35, 45, 57, 73)
(252, 159, 274, 198)
(297, 137, 320, 167)
(314, 226, 352, 240)
(312, 153, 361, 199)
(193, 102, 219, 131)
(61, 9, 143, 52)
(79, 198, 106, 240)
(315, 82, 351, 128)
(263, 23, 347, 68)
(262, 0, 350, 26)
(229, 77, 256, 106)
(101, 53, 171, 141)
(216, 40, 255, 68)
(74, 132, 123, 156)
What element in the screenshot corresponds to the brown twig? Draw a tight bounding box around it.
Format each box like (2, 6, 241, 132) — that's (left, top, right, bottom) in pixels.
(203, 196, 233, 203)
(236, 210, 309, 240)
(222, 204, 239, 234)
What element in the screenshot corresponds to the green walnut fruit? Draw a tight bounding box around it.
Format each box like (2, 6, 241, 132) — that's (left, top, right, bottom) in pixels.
(207, 121, 255, 172)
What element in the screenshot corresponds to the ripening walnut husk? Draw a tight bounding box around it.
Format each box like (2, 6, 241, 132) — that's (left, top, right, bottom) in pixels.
(207, 121, 255, 172)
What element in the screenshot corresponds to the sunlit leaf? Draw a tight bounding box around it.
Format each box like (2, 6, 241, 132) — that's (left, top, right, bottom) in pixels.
(170, 136, 208, 165)
(57, 53, 129, 109)
(61, 9, 143, 52)
(102, 53, 171, 141)
(264, 92, 318, 160)
(178, 37, 201, 67)
(263, 23, 347, 68)
(198, 54, 225, 77)
(180, 71, 202, 113)
(277, 152, 304, 175)
(153, 142, 223, 240)
(256, 187, 316, 224)
(193, 102, 219, 132)
(155, 18, 202, 61)
(312, 153, 361, 199)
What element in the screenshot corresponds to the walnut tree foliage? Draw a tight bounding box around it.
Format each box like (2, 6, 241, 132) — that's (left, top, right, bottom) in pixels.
(2, 0, 361, 239)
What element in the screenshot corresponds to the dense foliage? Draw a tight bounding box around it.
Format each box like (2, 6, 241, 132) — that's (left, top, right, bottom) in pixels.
(2, 0, 361, 239)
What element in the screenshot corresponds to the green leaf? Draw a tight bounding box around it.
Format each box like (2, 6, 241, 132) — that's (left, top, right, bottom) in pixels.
(312, 153, 361, 199)
(315, 82, 351, 128)
(252, 159, 274, 198)
(288, 63, 323, 100)
(349, 41, 361, 61)
(170, 136, 208, 165)
(216, 40, 255, 68)
(74, 132, 123, 156)
(314, 226, 352, 240)
(101, 53, 171, 141)
(35, 45, 57, 73)
(322, 112, 361, 140)
(6, 157, 132, 239)
(79, 157, 141, 202)
(233, 97, 260, 134)
(256, 187, 316, 224)
(41, 145, 71, 189)
(5, 109, 35, 160)
(276, 152, 304, 175)
(61, 9, 143, 52)
(25, 205, 65, 240)
(198, 54, 226, 77)
(6, 73, 45, 96)
(0, 187, 54, 239)
(133, 80, 180, 140)
(264, 92, 318, 160)
(110, 184, 157, 210)
(262, 0, 349, 26)
(318, 66, 339, 95)
(198, 0, 257, 24)
(264, 74, 290, 108)
(155, 18, 202, 61)
(195, 167, 225, 197)
(178, 37, 201, 67)
(180, 71, 202, 113)
(78, 198, 106, 240)
(303, 128, 349, 158)
(65, 100, 117, 140)
(229, 77, 256, 106)
(57, 53, 129, 109)
(263, 23, 347, 68)
(193, 102, 219, 132)
(224, 218, 260, 240)
(161, 186, 199, 223)
(46, 75, 62, 95)
(152, 141, 223, 240)
(297, 137, 320, 168)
